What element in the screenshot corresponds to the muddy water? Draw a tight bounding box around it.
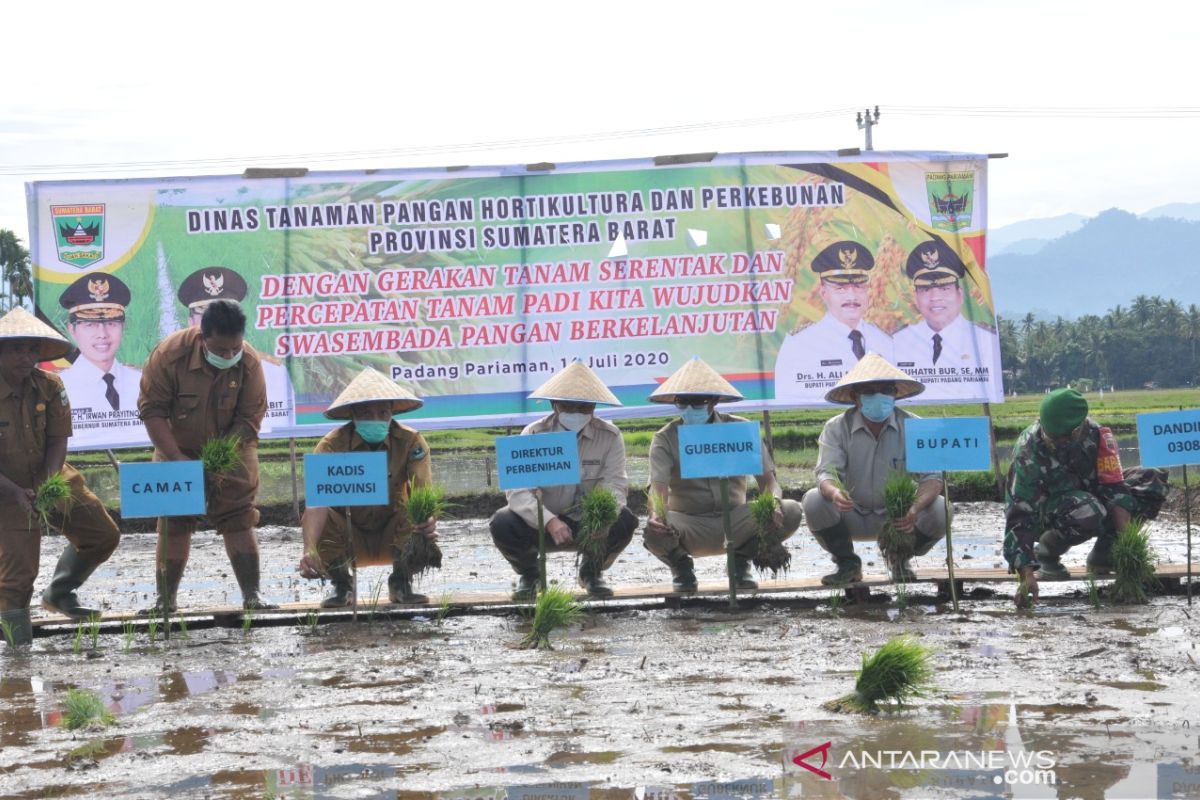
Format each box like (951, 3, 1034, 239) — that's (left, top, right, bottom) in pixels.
(5, 505, 1200, 798)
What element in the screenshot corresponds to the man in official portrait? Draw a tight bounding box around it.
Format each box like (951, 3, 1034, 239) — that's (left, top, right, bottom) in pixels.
(891, 240, 1000, 391)
(774, 241, 892, 403)
(58, 273, 142, 414)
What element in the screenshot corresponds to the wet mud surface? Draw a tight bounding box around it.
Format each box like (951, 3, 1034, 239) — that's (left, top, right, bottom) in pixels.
(5, 504, 1200, 798)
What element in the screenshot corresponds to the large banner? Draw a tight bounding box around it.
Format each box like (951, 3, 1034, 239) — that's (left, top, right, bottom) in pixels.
(27, 152, 1000, 450)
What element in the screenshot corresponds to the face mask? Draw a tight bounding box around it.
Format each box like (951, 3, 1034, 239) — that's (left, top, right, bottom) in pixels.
(859, 393, 895, 423)
(354, 419, 390, 444)
(204, 348, 243, 370)
(558, 412, 590, 432)
(680, 407, 711, 426)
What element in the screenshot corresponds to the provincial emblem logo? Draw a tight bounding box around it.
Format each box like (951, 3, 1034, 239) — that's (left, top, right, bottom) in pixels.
(51, 204, 106, 268)
(925, 171, 975, 232)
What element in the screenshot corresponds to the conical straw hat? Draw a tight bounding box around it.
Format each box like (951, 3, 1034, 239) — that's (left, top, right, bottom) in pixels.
(824, 352, 925, 405)
(529, 359, 621, 406)
(0, 307, 71, 360)
(325, 367, 423, 420)
(649, 356, 743, 404)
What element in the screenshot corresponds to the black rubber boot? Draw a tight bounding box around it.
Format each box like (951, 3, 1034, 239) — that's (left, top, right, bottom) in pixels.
(40, 544, 103, 619)
(731, 557, 758, 590)
(666, 551, 698, 593)
(1036, 530, 1071, 580)
(141, 558, 185, 616)
(321, 561, 355, 608)
(230, 551, 279, 610)
(388, 566, 429, 604)
(1086, 531, 1117, 576)
(578, 560, 614, 599)
(1, 608, 33, 647)
(511, 572, 539, 601)
(813, 523, 863, 586)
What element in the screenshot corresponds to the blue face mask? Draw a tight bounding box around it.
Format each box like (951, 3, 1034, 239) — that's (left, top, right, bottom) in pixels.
(204, 348, 243, 370)
(680, 407, 711, 426)
(354, 419, 390, 444)
(859, 393, 895, 423)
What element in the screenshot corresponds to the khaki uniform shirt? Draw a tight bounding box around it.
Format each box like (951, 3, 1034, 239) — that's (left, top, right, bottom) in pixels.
(506, 414, 629, 529)
(313, 421, 432, 532)
(814, 407, 938, 516)
(137, 328, 267, 452)
(650, 413, 775, 516)
(0, 368, 72, 491)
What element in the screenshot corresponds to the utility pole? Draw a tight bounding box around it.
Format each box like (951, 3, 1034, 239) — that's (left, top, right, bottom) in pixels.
(856, 106, 881, 151)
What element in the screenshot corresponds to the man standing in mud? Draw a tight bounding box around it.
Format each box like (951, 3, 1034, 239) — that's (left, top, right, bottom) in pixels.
(644, 357, 803, 592)
(774, 241, 892, 404)
(490, 360, 637, 600)
(0, 309, 121, 645)
(137, 299, 275, 612)
(297, 368, 440, 606)
(1005, 388, 1168, 605)
(802, 354, 948, 585)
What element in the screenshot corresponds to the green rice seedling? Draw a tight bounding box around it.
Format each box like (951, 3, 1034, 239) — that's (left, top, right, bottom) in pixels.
(878, 471, 918, 568)
(146, 614, 159, 643)
(1111, 518, 1158, 604)
(825, 635, 935, 714)
(435, 592, 453, 627)
(648, 489, 668, 523)
(122, 621, 135, 652)
(1015, 577, 1034, 610)
(400, 481, 447, 578)
(72, 622, 85, 654)
(894, 580, 910, 612)
(827, 591, 846, 615)
(575, 486, 619, 564)
(1085, 573, 1102, 610)
(33, 472, 74, 530)
(303, 610, 319, 634)
(242, 611, 253, 636)
(0, 618, 14, 647)
(749, 493, 790, 577)
(58, 688, 114, 730)
(521, 587, 583, 650)
(175, 615, 189, 640)
(200, 434, 243, 478)
(366, 578, 385, 623)
(86, 615, 101, 650)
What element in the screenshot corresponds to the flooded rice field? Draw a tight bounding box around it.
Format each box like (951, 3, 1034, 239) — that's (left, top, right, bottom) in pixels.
(4, 503, 1200, 799)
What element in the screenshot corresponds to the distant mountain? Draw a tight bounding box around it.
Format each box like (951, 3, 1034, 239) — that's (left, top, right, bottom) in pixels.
(988, 208, 1200, 318)
(1141, 201, 1200, 221)
(988, 213, 1085, 256)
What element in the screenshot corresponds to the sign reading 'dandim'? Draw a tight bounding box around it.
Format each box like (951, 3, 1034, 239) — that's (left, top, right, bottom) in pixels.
(905, 417, 992, 473)
(495, 431, 581, 490)
(304, 452, 389, 507)
(120, 461, 206, 518)
(1136, 409, 1200, 468)
(679, 420, 763, 479)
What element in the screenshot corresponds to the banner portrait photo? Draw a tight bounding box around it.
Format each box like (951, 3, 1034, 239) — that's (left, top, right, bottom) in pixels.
(26, 151, 1001, 450)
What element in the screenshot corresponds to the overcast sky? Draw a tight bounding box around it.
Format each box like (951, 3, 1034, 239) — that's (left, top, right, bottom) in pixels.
(3, 0, 1197, 240)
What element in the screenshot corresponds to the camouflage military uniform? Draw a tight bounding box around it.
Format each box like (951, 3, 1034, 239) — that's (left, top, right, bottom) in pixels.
(1003, 418, 1168, 572)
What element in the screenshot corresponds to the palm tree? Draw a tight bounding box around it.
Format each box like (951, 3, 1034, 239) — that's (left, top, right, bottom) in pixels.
(0, 229, 33, 308)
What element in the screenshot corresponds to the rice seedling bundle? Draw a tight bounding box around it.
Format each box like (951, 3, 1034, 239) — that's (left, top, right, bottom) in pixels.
(521, 587, 583, 650)
(575, 486, 619, 563)
(200, 434, 243, 476)
(749, 492, 791, 576)
(59, 688, 115, 730)
(825, 635, 934, 714)
(33, 472, 74, 529)
(401, 481, 447, 577)
(877, 471, 918, 563)
(1110, 518, 1158, 604)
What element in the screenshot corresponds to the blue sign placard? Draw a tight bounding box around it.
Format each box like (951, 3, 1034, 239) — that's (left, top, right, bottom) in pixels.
(1136, 409, 1200, 468)
(120, 461, 206, 518)
(905, 417, 992, 473)
(304, 452, 389, 507)
(496, 431, 581, 490)
(679, 420, 763, 479)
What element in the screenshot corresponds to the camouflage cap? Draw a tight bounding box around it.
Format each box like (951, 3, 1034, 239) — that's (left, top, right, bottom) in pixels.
(905, 240, 966, 287)
(178, 266, 248, 311)
(59, 272, 130, 321)
(812, 241, 874, 285)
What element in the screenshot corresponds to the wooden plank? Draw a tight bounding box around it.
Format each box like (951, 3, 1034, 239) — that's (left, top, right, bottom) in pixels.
(31, 562, 1200, 630)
